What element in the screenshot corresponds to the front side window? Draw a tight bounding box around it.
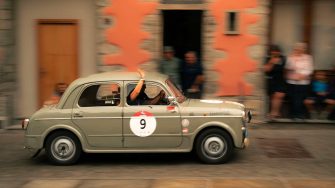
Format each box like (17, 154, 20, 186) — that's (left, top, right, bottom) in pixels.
(166, 79, 186, 103)
(78, 83, 121, 107)
(127, 82, 169, 106)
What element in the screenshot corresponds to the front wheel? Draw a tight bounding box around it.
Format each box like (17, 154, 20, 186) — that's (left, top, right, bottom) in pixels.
(195, 128, 233, 164)
(45, 131, 82, 165)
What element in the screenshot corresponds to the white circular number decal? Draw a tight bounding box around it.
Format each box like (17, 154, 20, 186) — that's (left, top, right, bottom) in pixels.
(130, 111, 156, 137)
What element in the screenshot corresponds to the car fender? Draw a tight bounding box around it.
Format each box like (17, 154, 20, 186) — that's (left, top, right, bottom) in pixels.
(41, 124, 87, 149)
(191, 121, 238, 147)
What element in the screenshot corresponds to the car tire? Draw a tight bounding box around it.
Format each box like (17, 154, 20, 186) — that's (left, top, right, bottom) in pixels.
(195, 128, 233, 164)
(45, 131, 82, 165)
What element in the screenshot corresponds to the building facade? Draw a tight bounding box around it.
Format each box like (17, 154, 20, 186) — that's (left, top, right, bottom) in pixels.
(0, 0, 334, 127)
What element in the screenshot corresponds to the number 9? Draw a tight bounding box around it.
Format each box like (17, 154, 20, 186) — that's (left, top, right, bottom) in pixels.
(140, 119, 146, 129)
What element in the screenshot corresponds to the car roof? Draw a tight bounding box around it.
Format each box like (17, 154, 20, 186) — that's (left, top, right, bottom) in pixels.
(57, 72, 169, 109)
(71, 71, 169, 86)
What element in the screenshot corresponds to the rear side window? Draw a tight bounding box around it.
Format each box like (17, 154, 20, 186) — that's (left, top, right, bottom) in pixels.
(78, 83, 120, 107)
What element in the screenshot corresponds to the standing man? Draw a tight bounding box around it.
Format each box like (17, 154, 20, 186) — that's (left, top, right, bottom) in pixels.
(285, 42, 314, 120)
(181, 51, 205, 99)
(159, 46, 181, 88)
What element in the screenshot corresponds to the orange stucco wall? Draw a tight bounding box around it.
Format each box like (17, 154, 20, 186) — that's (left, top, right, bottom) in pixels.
(209, 0, 259, 96)
(102, 0, 259, 96)
(103, 0, 157, 71)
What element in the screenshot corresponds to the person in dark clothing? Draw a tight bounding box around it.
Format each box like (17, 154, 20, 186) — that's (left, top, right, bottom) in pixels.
(263, 45, 286, 119)
(181, 51, 205, 99)
(328, 77, 335, 120)
(127, 69, 166, 105)
(127, 84, 149, 105)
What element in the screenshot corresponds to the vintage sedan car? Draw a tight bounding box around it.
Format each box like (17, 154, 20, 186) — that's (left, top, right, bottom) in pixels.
(23, 72, 251, 165)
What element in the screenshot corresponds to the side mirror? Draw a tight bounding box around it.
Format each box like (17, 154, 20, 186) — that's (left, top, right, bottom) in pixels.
(167, 96, 178, 105)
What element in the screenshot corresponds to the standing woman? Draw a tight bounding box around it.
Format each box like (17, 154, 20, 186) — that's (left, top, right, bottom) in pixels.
(263, 45, 286, 119)
(285, 42, 314, 119)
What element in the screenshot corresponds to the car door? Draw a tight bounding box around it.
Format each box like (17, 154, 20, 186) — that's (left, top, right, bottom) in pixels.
(72, 81, 123, 148)
(122, 81, 182, 148)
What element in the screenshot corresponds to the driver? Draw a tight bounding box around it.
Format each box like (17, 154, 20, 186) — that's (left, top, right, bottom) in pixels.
(127, 69, 166, 105)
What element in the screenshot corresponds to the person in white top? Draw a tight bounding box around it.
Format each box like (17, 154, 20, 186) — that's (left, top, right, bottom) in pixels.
(285, 42, 314, 119)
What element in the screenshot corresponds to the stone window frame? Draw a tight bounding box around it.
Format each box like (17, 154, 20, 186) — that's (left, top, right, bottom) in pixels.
(224, 10, 240, 35)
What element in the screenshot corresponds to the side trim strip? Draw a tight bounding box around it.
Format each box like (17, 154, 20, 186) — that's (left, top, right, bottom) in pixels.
(87, 134, 181, 137)
(35, 118, 71, 121)
(123, 115, 242, 118)
(72, 117, 122, 120)
(123, 116, 180, 119)
(35, 115, 242, 121)
(88, 135, 122, 137)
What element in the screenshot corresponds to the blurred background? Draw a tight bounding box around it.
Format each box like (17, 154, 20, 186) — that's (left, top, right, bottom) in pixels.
(0, 0, 334, 127)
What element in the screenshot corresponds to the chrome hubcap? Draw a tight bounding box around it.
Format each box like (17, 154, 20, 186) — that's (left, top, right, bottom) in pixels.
(51, 137, 75, 161)
(203, 136, 225, 157)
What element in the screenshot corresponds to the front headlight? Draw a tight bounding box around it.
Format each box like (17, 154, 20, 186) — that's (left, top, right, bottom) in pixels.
(21, 119, 29, 130)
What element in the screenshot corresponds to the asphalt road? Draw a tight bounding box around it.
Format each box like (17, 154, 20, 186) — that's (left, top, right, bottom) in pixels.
(0, 123, 335, 188)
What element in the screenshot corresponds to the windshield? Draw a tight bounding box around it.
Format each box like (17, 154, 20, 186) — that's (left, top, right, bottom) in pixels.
(166, 79, 186, 103)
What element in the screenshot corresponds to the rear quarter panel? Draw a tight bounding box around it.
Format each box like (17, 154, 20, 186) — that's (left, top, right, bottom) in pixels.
(25, 108, 88, 150)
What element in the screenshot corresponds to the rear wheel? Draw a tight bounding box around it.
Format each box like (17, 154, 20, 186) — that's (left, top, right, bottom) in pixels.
(195, 128, 233, 164)
(45, 131, 82, 165)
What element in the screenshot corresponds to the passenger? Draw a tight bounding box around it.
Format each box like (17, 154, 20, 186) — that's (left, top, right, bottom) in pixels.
(127, 69, 166, 105)
(44, 82, 68, 106)
(304, 70, 335, 119)
(263, 45, 286, 119)
(109, 83, 121, 106)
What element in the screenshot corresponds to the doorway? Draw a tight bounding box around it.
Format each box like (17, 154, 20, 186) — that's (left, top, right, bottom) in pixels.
(162, 10, 203, 61)
(37, 20, 78, 106)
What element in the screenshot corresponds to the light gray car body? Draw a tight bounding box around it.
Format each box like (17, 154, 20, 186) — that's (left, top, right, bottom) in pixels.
(24, 72, 249, 163)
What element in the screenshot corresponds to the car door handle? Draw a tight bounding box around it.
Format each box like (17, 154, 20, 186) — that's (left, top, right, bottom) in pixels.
(73, 112, 83, 118)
